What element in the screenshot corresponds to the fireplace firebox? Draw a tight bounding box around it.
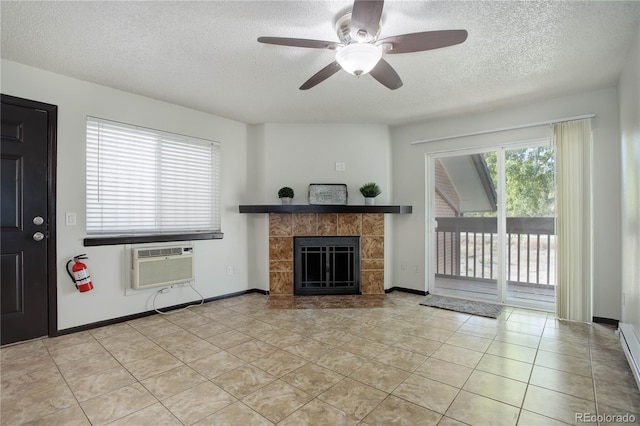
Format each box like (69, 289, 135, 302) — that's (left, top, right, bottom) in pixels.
(294, 236, 361, 295)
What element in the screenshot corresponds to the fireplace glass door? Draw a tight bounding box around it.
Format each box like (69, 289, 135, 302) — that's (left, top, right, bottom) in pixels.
(294, 236, 360, 295)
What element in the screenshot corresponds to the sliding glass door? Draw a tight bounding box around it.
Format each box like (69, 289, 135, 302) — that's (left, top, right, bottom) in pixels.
(429, 141, 556, 311)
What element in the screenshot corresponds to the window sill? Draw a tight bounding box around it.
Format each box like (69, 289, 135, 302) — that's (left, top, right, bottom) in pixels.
(83, 232, 224, 246)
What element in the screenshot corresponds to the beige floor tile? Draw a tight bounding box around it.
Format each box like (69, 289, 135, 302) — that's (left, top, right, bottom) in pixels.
(121, 350, 184, 380)
(281, 363, 344, 396)
(522, 385, 596, 424)
(257, 328, 306, 348)
(392, 374, 460, 414)
(431, 344, 483, 369)
(41, 331, 96, 351)
(507, 313, 547, 327)
(151, 330, 203, 351)
(48, 341, 108, 365)
(189, 350, 246, 379)
(80, 383, 157, 426)
(538, 337, 590, 359)
(206, 330, 254, 349)
(494, 330, 541, 348)
(56, 351, 122, 382)
(105, 338, 163, 364)
(193, 401, 274, 425)
(21, 404, 90, 426)
(414, 358, 473, 388)
(517, 409, 572, 425)
(349, 360, 410, 393)
(251, 348, 308, 377)
(3, 293, 637, 426)
(135, 322, 184, 340)
(1, 378, 78, 425)
(140, 364, 207, 400)
(163, 381, 236, 425)
(283, 338, 333, 361)
(455, 323, 499, 340)
(592, 361, 639, 388)
(188, 321, 232, 339)
(393, 335, 442, 356)
(89, 322, 135, 340)
(595, 379, 640, 413)
(0, 340, 49, 363)
(446, 390, 520, 426)
(408, 325, 455, 342)
(1, 353, 58, 383)
(361, 328, 405, 345)
(316, 348, 368, 375)
(375, 346, 427, 372)
(340, 336, 389, 358)
(318, 377, 387, 420)
(242, 379, 313, 423)
(445, 332, 492, 352)
(529, 365, 595, 401)
(165, 339, 222, 363)
(462, 370, 527, 407)
(226, 339, 278, 362)
(67, 366, 136, 402)
(105, 402, 182, 425)
(476, 353, 532, 382)
(213, 364, 277, 398)
(437, 416, 468, 426)
(503, 321, 544, 337)
(534, 349, 592, 377)
(279, 399, 360, 426)
(363, 395, 442, 425)
(486, 340, 537, 363)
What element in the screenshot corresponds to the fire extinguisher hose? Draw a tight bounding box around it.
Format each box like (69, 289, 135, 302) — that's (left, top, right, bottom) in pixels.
(66, 259, 78, 289)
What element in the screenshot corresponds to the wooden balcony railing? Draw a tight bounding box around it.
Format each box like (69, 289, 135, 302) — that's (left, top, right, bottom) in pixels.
(435, 217, 556, 286)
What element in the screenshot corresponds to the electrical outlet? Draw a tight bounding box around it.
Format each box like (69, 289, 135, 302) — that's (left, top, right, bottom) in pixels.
(226, 266, 233, 275)
(335, 161, 345, 171)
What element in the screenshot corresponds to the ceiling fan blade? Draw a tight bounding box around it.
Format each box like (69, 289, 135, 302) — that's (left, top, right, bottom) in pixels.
(350, 0, 384, 41)
(378, 30, 468, 54)
(299, 61, 342, 90)
(369, 59, 403, 90)
(258, 37, 340, 50)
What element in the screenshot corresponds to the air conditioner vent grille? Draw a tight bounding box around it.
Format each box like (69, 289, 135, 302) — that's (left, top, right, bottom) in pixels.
(137, 247, 184, 258)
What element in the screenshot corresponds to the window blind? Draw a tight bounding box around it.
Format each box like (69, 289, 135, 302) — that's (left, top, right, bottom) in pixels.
(86, 117, 220, 236)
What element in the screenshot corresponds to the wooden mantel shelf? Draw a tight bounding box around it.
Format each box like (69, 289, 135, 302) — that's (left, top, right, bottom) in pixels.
(238, 205, 412, 214)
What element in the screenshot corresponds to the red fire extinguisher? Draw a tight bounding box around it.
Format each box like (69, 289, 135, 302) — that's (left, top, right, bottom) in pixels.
(66, 254, 94, 292)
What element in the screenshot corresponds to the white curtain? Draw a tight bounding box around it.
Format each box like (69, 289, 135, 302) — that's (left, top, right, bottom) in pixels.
(554, 118, 593, 322)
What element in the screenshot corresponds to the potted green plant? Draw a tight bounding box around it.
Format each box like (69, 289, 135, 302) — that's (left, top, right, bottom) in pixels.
(359, 182, 382, 205)
(278, 186, 294, 205)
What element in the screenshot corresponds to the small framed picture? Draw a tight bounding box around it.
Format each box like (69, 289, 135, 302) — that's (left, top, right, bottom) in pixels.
(308, 184, 348, 205)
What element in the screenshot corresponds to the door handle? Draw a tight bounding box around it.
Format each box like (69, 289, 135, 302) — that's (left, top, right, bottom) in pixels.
(33, 216, 45, 226)
(33, 232, 45, 241)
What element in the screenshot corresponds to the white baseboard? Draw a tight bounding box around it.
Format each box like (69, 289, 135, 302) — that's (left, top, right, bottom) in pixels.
(618, 323, 640, 391)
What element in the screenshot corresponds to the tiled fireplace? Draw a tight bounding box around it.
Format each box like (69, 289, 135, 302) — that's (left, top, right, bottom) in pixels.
(269, 213, 385, 295)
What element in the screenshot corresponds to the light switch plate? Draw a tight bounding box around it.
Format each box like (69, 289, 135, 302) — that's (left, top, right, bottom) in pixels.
(65, 212, 77, 226)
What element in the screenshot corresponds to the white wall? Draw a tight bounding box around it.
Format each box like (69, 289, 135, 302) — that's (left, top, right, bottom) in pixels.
(619, 25, 640, 340)
(390, 87, 623, 320)
(1, 60, 251, 330)
(244, 123, 395, 289)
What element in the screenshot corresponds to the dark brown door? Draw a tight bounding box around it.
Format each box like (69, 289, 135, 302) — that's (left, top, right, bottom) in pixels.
(1, 95, 57, 346)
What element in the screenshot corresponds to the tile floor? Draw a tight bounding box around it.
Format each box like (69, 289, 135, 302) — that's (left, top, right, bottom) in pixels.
(1, 292, 639, 425)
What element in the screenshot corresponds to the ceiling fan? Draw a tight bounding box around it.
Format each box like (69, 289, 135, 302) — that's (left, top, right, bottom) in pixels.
(258, 0, 468, 90)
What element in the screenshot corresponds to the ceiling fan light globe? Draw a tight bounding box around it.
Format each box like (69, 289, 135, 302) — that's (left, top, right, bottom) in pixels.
(335, 43, 382, 76)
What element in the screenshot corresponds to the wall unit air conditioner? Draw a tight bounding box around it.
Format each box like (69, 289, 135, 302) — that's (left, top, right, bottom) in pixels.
(131, 246, 194, 290)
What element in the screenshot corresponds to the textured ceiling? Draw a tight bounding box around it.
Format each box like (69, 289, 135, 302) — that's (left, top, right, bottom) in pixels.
(1, 1, 639, 125)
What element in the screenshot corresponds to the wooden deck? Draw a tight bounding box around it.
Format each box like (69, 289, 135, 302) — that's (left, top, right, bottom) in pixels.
(434, 276, 555, 312)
